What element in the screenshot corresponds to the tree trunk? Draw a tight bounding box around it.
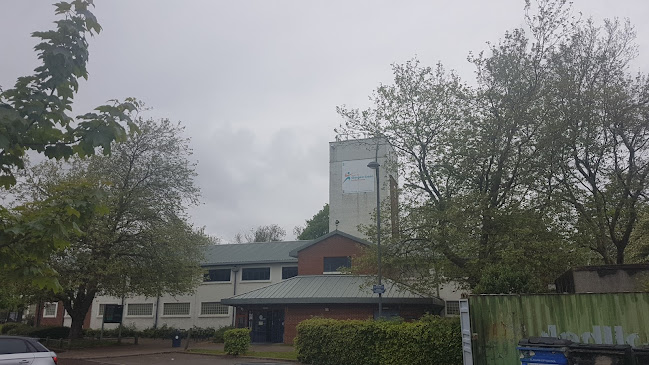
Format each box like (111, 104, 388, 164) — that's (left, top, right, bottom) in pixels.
(69, 314, 85, 340)
(64, 289, 97, 339)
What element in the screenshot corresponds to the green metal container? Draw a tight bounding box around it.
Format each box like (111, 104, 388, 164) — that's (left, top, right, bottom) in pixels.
(468, 293, 649, 365)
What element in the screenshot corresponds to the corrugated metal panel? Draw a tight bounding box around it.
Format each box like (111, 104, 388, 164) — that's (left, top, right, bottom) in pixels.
(222, 275, 445, 306)
(469, 293, 649, 365)
(201, 241, 304, 265)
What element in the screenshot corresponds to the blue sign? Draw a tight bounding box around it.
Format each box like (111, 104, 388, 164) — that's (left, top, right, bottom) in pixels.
(373, 285, 385, 294)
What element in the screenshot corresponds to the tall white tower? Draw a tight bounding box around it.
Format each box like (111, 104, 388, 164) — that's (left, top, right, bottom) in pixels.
(328, 137, 398, 239)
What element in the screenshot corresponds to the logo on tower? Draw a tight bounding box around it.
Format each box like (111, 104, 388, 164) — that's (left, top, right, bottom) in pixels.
(342, 159, 375, 194)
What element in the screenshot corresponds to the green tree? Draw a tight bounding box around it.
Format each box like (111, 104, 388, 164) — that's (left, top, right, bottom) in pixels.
(0, 1, 138, 188)
(541, 17, 649, 264)
(295, 204, 329, 240)
(0, 1, 139, 285)
(17, 118, 207, 339)
(338, 0, 590, 292)
(234, 224, 286, 243)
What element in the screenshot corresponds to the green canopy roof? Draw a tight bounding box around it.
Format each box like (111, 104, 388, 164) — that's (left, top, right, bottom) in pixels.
(221, 275, 444, 306)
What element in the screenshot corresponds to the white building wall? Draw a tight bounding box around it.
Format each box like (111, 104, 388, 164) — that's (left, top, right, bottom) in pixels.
(91, 262, 296, 330)
(329, 138, 396, 238)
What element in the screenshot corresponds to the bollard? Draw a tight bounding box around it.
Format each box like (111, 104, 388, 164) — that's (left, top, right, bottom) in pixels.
(184, 328, 192, 351)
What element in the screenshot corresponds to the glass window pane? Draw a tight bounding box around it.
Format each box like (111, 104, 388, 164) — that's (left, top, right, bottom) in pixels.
(241, 267, 270, 281)
(445, 300, 460, 315)
(204, 268, 231, 282)
(0, 339, 29, 354)
(163, 302, 190, 316)
(127, 303, 153, 316)
(323, 257, 351, 272)
(200, 302, 229, 315)
(43, 302, 57, 317)
(282, 266, 298, 279)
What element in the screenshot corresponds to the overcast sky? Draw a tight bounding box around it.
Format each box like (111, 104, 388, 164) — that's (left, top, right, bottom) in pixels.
(2, 1, 648, 242)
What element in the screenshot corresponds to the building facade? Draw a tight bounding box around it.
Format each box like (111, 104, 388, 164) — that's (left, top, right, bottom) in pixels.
(328, 137, 398, 238)
(89, 241, 304, 331)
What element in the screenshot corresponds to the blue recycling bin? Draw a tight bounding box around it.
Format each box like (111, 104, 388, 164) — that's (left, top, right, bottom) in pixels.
(518, 337, 572, 364)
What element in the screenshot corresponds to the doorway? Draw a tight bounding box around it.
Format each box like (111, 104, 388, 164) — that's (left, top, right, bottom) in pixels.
(249, 309, 284, 343)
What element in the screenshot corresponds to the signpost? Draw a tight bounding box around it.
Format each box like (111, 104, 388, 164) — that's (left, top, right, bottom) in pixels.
(100, 304, 123, 341)
(373, 284, 385, 294)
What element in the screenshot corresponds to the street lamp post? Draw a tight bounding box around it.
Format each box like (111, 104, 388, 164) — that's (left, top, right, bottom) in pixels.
(367, 160, 383, 318)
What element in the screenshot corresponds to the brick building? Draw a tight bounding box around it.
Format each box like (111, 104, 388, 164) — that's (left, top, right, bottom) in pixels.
(222, 231, 444, 344)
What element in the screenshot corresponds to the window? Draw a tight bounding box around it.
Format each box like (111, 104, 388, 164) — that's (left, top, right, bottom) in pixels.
(200, 302, 229, 316)
(282, 266, 298, 279)
(204, 268, 231, 282)
(0, 338, 30, 354)
(323, 257, 351, 273)
(163, 302, 190, 316)
(98, 304, 106, 316)
(43, 302, 57, 318)
(445, 300, 460, 316)
(242, 267, 270, 281)
(127, 303, 154, 316)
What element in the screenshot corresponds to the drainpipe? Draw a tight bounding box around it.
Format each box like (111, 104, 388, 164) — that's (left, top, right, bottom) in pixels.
(231, 266, 239, 327)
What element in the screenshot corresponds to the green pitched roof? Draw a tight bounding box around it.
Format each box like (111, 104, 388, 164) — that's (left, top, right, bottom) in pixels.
(202, 241, 305, 266)
(221, 275, 444, 306)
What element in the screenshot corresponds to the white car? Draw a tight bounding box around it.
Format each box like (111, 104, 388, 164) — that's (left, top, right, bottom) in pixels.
(0, 336, 58, 365)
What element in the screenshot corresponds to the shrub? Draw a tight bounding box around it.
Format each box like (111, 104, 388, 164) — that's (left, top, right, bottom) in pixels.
(139, 324, 178, 339)
(213, 326, 234, 343)
(29, 326, 70, 339)
(1, 322, 21, 334)
(223, 328, 250, 356)
(294, 315, 462, 365)
(6, 324, 36, 336)
(189, 326, 215, 341)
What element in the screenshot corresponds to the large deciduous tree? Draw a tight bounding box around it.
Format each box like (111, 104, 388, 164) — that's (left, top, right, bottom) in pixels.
(542, 18, 649, 264)
(338, 0, 649, 293)
(17, 118, 207, 338)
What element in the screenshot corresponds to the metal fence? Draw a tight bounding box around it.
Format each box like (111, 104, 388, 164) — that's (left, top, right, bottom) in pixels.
(468, 293, 649, 365)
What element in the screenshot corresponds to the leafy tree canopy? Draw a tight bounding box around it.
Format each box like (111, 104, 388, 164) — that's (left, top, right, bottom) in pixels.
(295, 204, 329, 240)
(0, 1, 140, 286)
(16, 118, 207, 338)
(234, 224, 286, 243)
(340, 0, 648, 293)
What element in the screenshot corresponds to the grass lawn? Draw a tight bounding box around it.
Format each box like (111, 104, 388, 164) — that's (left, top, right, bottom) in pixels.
(188, 348, 298, 361)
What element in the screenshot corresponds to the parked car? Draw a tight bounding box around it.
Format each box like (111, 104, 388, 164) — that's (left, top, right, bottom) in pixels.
(0, 336, 58, 364)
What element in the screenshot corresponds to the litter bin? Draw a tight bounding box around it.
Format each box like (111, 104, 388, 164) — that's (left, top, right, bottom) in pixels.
(632, 346, 649, 365)
(567, 344, 633, 365)
(171, 330, 182, 347)
(518, 337, 572, 364)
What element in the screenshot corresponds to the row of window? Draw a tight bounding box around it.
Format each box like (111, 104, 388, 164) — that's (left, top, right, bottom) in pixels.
(202, 257, 352, 283)
(204, 266, 298, 282)
(97, 302, 229, 317)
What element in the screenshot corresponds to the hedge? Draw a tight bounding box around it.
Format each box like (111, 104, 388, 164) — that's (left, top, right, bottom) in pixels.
(294, 315, 462, 365)
(223, 328, 251, 355)
(4, 325, 70, 339)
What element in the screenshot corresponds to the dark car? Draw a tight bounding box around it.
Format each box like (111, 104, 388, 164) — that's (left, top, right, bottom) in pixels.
(0, 335, 58, 364)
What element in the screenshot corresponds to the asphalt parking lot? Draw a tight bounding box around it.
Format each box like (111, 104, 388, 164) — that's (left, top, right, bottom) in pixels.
(59, 353, 294, 365)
